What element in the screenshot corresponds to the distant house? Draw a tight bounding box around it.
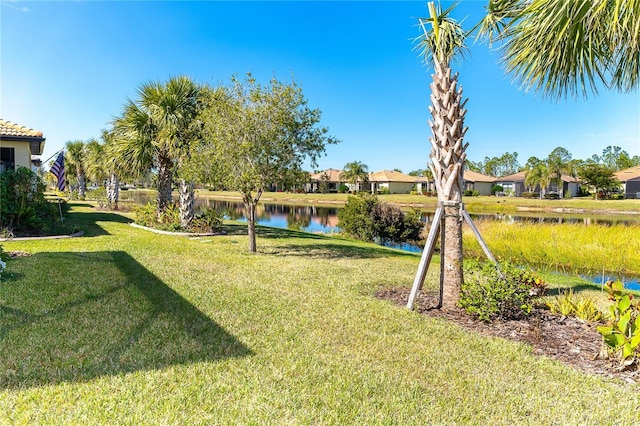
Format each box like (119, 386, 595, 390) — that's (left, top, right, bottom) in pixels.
(306, 168, 344, 193)
(0, 119, 46, 172)
(463, 170, 495, 195)
(614, 166, 640, 199)
(495, 170, 580, 197)
(368, 170, 422, 194)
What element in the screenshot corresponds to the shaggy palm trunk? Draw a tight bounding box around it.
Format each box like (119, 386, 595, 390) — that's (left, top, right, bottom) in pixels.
(107, 172, 119, 210)
(428, 57, 468, 310)
(179, 179, 195, 229)
(77, 172, 86, 199)
(156, 154, 173, 220)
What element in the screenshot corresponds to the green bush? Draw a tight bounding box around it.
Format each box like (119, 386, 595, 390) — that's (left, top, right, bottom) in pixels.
(338, 184, 349, 193)
(338, 193, 424, 244)
(546, 290, 604, 322)
(459, 261, 546, 322)
(522, 192, 539, 199)
(0, 167, 63, 236)
(377, 187, 390, 195)
(490, 185, 503, 195)
(544, 193, 560, 199)
(597, 280, 640, 366)
(191, 207, 224, 233)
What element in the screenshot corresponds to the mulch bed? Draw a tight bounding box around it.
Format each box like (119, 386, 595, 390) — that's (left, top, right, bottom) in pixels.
(375, 288, 640, 385)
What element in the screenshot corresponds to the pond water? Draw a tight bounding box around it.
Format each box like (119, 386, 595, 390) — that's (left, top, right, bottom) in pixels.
(122, 191, 640, 289)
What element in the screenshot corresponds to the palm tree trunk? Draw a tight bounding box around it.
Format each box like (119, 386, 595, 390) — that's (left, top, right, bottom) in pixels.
(156, 154, 173, 220)
(179, 179, 195, 229)
(107, 172, 120, 210)
(77, 172, 86, 199)
(428, 57, 468, 310)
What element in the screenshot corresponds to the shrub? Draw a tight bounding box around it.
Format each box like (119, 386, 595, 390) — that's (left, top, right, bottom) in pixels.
(0, 167, 62, 236)
(522, 192, 539, 199)
(459, 261, 546, 322)
(490, 185, 503, 195)
(338, 184, 349, 193)
(544, 193, 560, 199)
(338, 193, 424, 244)
(597, 280, 640, 366)
(377, 187, 390, 195)
(191, 207, 224, 233)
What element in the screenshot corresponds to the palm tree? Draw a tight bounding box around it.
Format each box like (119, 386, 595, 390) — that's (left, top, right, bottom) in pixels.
(416, 1, 469, 310)
(65, 140, 88, 199)
(340, 161, 369, 193)
(84, 137, 106, 188)
(100, 128, 126, 210)
(114, 76, 202, 226)
(524, 159, 551, 198)
(480, 0, 639, 98)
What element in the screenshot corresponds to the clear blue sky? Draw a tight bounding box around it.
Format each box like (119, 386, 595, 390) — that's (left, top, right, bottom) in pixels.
(2, 0, 639, 174)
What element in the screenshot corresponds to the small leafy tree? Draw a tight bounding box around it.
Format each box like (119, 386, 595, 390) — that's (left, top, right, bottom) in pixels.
(200, 74, 338, 252)
(578, 163, 620, 199)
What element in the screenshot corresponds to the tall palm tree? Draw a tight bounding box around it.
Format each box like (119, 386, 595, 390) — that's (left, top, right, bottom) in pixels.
(524, 159, 551, 198)
(340, 161, 369, 193)
(416, 1, 469, 310)
(114, 76, 202, 226)
(480, 0, 639, 98)
(65, 140, 88, 199)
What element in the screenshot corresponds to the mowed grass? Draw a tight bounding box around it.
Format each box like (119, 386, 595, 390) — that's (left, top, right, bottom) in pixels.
(1, 203, 639, 424)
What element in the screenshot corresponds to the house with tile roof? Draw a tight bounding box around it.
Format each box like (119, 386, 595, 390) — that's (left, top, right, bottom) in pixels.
(368, 170, 425, 194)
(614, 166, 640, 199)
(463, 170, 496, 195)
(306, 168, 345, 193)
(0, 119, 46, 172)
(495, 170, 580, 197)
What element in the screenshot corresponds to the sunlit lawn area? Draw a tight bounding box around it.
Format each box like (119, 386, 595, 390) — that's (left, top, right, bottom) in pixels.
(1, 203, 639, 424)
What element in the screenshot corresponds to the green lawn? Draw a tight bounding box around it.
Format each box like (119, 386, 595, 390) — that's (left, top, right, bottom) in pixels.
(1, 203, 639, 424)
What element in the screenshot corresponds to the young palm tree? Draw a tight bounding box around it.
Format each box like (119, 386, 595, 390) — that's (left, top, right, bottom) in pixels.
(340, 161, 369, 193)
(524, 160, 551, 198)
(100, 128, 124, 210)
(65, 140, 88, 199)
(480, 0, 639, 98)
(416, 1, 469, 310)
(84, 138, 106, 188)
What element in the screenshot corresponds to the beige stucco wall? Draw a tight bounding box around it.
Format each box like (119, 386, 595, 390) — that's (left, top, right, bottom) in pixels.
(0, 141, 31, 169)
(385, 182, 414, 194)
(473, 182, 493, 196)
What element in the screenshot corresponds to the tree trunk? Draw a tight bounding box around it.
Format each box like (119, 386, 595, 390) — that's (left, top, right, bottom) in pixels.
(442, 203, 463, 310)
(245, 200, 257, 253)
(179, 179, 195, 229)
(107, 172, 120, 210)
(427, 57, 468, 310)
(77, 172, 86, 199)
(156, 154, 173, 220)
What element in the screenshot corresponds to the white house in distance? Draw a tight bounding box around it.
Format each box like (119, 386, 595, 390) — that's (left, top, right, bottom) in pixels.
(0, 119, 46, 172)
(614, 166, 640, 199)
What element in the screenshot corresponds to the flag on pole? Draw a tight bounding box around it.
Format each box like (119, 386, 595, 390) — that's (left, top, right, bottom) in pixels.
(50, 151, 65, 191)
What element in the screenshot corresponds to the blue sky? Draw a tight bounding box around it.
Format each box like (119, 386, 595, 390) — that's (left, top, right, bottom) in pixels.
(2, 0, 639, 174)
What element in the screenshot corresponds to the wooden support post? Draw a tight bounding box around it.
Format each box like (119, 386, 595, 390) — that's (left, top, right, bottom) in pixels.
(406, 205, 443, 309)
(461, 208, 497, 264)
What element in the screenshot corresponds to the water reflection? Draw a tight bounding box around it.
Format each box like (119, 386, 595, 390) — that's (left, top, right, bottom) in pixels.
(122, 191, 640, 234)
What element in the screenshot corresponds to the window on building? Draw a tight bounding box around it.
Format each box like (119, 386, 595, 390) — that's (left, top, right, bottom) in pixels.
(0, 147, 15, 172)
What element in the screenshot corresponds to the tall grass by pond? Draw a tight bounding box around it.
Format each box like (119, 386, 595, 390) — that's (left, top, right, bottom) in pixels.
(464, 220, 640, 277)
(1, 203, 639, 424)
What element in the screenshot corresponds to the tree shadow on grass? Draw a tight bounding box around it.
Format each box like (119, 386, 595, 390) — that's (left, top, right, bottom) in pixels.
(223, 223, 418, 259)
(0, 251, 251, 390)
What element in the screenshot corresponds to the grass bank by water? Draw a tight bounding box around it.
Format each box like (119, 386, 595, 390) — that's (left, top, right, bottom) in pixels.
(195, 190, 640, 215)
(1, 203, 639, 424)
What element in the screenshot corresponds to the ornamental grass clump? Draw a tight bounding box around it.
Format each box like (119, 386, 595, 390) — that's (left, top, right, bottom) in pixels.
(459, 261, 546, 322)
